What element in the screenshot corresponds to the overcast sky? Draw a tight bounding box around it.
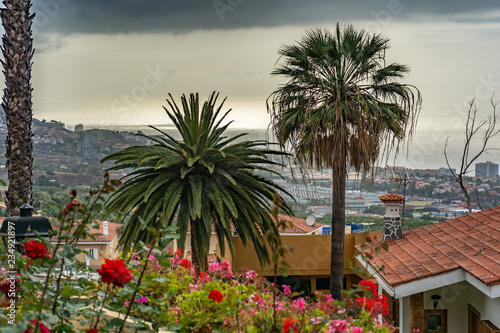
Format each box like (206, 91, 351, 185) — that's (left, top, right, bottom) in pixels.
(17, 0, 500, 167)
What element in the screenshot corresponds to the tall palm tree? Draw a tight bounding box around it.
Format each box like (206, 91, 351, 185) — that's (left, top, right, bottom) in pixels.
(268, 25, 421, 300)
(103, 92, 292, 273)
(1, 0, 35, 216)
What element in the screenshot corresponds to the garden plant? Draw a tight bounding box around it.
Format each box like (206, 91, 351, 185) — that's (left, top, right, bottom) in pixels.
(0, 176, 393, 332)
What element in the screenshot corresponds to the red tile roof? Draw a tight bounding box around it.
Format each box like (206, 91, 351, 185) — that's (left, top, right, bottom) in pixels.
(276, 214, 324, 234)
(357, 206, 500, 287)
(189, 214, 324, 235)
(51, 220, 120, 243)
(378, 193, 405, 203)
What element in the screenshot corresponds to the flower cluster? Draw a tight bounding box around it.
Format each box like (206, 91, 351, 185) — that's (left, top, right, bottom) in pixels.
(97, 259, 133, 287)
(208, 290, 223, 303)
(24, 241, 50, 260)
(354, 279, 389, 317)
(23, 319, 51, 333)
(208, 260, 234, 278)
(282, 317, 300, 333)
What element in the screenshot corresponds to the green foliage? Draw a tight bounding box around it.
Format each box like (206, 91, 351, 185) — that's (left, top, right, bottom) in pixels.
(363, 205, 385, 215)
(102, 92, 293, 272)
(268, 24, 421, 172)
(268, 24, 421, 298)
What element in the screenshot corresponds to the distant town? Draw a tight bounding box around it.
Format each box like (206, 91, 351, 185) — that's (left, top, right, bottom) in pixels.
(0, 115, 498, 221)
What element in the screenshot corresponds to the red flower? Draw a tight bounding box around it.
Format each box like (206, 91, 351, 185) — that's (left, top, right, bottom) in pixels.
(85, 329, 98, 333)
(359, 280, 378, 295)
(282, 317, 301, 333)
(355, 294, 389, 316)
(179, 258, 191, 269)
(24, 319, 51, 333)
(208, 290, 223, 303)
(25, 241, 50, 260)
(198, 272, 210, 283)
(62, 199, 81, 215)
(97, 259, 132, 287)
(1, 279, 18, 299)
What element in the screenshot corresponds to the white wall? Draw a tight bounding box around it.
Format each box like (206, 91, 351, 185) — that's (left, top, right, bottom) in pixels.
(399, 281, 500, 333)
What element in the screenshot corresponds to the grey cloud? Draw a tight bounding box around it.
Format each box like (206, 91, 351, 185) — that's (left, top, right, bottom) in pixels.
(31, 0, 500, 35)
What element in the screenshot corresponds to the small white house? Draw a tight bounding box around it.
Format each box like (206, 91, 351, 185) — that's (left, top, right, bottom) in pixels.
(357, 199, 500, 333)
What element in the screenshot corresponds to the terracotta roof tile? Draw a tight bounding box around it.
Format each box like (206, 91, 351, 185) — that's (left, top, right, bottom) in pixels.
(275, 214, 324, 234)
(378, 193, 405, 203)
(221, 214, 324, 235)
(356, 206, 500, 287)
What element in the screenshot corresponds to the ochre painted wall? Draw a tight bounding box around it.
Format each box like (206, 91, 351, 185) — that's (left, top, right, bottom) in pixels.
(228, 231, 382, 277)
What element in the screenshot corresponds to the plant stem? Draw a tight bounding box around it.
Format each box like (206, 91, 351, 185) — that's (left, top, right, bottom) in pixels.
(116, 245, 154, 333)
(93, 283, 112, 329)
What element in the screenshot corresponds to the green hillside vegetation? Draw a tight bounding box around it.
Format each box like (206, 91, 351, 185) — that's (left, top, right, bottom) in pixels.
(316, 214, 438, 231)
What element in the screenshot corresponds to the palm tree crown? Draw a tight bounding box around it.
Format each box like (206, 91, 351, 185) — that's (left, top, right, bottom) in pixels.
(268, 24, 421, 299)
(269, 25, 420, 172)
(103, 92, 292, 272)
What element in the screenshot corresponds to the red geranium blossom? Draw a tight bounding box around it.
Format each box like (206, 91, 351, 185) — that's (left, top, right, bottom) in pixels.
(198, 272, 210, 283)
(282, 317, 301, 333)
(97, 259, 132, 287)
(359, 279, 378, 295)
(355, 294, 389, 316)
(25, 241, 50, 260)
(24, 319, 51, 333)
(85, 329, 98, 333)
(208, 290, 223, 303)
(179, 258, 191, 269)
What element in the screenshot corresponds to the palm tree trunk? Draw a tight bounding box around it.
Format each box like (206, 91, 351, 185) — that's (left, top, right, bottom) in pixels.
(329, 166, 346, 300)
(1, 0, 34, 216)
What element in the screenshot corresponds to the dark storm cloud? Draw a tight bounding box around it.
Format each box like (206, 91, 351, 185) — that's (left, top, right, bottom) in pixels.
(32, 0, 500, 34)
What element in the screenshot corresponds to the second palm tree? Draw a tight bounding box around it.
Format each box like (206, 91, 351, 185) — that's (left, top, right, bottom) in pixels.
(103, 92, 292, 273)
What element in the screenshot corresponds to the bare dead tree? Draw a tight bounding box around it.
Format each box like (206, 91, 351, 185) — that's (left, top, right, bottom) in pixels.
(445, 97, 499, 212)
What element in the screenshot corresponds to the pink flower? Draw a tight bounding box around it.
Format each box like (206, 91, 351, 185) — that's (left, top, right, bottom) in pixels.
(222, 269, 234, 279)
(291, 297, 306, 310)
(135, 295, 147, 303)
(245, 270, 258, 280)
(329, 319, 348, 333)
(220, 260, 231, 271)
(326, 294, 334, 303)
(208, 262, 220, 273)
(310, 316, 323, 325)
(282, 284, 292, 296)
(350, 327, 363, 333)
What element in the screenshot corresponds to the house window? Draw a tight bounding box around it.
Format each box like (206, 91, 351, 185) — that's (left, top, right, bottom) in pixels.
(85, 248, 98, 260)
(424, 309, 447, 333)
